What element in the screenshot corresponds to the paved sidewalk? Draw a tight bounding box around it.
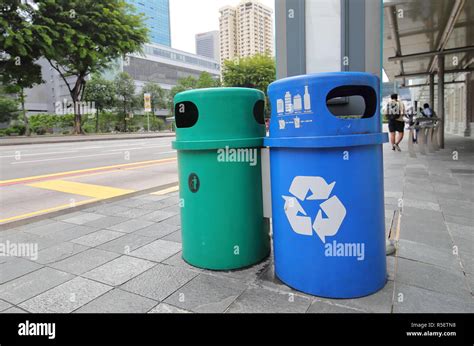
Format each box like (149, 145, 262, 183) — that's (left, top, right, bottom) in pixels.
(0, 132, 175, 146)
(0, 133, 472, 313)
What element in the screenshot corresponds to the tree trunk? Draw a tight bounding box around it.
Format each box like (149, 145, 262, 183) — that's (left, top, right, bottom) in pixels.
(123, 99, 127, 132)
(73, 101, 82, 134)
(95, 108, 100, 133)
(20, 88, 30, 136)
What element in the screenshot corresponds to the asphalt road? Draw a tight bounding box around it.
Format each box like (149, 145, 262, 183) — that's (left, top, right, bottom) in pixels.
(0, 137, 178, 223)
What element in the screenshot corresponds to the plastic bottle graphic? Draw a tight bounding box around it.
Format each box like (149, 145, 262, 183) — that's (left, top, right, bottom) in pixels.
(285, 91, 293, 114)
(293, 94, 302, 112)
(303, 86, 311, 111)
(276, 99, 284, 114)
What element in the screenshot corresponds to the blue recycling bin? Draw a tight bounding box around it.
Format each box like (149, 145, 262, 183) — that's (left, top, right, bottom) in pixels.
(264, 72, 388, 298)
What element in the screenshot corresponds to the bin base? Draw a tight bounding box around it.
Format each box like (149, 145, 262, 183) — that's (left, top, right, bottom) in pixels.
(274, 270, 388, 299)
(182, 250, 270, 271)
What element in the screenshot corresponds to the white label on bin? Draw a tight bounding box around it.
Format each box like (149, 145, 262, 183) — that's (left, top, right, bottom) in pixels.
(282, 176, 346, 243)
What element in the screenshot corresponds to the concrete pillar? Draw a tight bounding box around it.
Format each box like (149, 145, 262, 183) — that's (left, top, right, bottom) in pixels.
(429, 73, 435, 110)
(437, 55, 445, 148)
(465, 72, 472, 137)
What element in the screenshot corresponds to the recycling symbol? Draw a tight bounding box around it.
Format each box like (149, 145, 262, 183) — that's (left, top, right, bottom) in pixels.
(282, 176, 346, 243)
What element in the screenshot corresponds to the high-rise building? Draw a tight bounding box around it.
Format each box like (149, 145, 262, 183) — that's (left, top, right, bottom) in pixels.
(127, 0, 171, 46)
(196, 31, 220, 62)
(219, 0, 273, 66)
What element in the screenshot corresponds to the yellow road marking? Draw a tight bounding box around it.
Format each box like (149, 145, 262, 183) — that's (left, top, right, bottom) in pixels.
(0, 158, 177, 186)
(27, 180, 134, 199)
(150, 185, 179, 195)
(0, 198, 98, 224)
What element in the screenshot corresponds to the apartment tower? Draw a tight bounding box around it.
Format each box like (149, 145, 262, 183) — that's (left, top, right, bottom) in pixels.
(219, 1, 273, 66)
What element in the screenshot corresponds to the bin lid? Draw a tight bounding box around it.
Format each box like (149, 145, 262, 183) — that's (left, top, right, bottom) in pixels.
(172, 87, 266, 150)
(264, 72, 388, 148)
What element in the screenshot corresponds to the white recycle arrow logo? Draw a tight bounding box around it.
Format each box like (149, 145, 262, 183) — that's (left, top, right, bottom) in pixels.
(282, 176, 346, 243)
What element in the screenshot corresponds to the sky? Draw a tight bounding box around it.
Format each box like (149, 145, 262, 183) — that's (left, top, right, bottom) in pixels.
(169, 0, 275, 54)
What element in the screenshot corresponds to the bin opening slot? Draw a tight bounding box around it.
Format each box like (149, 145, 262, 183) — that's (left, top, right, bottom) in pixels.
(326, 85, 376, 119)
(175, 101, 199, 128)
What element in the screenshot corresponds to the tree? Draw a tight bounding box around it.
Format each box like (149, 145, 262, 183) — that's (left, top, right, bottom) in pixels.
(0, 86, 20, 123)
(142, 82, 167, 115)
(168, 72, 220, 114)
(32, 0, 149, 134)
(196, 71, 221, 89)
(114, 72, 135, 132)
(83, 75, 116, 133)
(222, 54, 276, 116)
(0, 0, 50, 135)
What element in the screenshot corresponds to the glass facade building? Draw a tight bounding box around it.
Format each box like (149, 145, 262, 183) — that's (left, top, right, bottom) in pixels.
(127, 0, 171, 46)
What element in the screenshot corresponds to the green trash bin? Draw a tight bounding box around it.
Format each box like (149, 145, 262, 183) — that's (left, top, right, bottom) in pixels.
(172, 87, 270, 270)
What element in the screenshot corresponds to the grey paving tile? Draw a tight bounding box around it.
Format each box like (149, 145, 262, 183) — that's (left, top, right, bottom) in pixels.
(0, 231, 59, 251)
(161, 230, 182, 243)
(133, 222, 178, 238)
(0, 267, 74, 304)
(35, 242, 88, 265)
(45, 225, 100, 242)
(453, 237, 473, 256)
(164, 274, 247, 313)
(19, 277, 112, 313)
(444, 214, 474, 227)
(160, 205, 180, 215)
(138, 198, 179, 211)
(2, 306, 28, 313)
(402, 199, 440, 211)
(211, 256, 271, 283)
(23, 221, 77, 236)
(75, 289, 156, 313)
(89, 205, 131, 216)
(83, 255, 156, 286)
(307, 299, 364, 313)
(148, 303, 191, 313)
(394, 257, 470, 300)
(132, 194, 170, 202)
(396, 239, 461, 271)
(50, 248, 120, 275)
(58, 212, 105, 225)
(0, 257, 43, 284)
(316, 280, 395, 313)
(71, 230, 123, 247)
(83, 216, 129, 229)
(14, 219, 55, 232)
(459, 252, 473, 274)
(393, 282, 474, 313)
(121, 263, 198, 301)
(141, 210, 175, 222)
(129, 239, 181, 263)
(399, 219, 453, 249)
(97, 234, 156, 254)
(108, 219, 155, 233)
(0, 299, 12, 311)
(226, 286, 311, 313)
(111, 198, 149, 208)
(115, 208, 154, 219)
(447, 223, 474, 243)
(403, 189, 438, 203)
(160, 215, 181, 227)
(439, 199, 474, 220)
(162, 252, 203, 273)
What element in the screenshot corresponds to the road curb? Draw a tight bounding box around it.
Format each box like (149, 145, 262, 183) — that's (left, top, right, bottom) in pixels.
(0, 133, 176, 146)
(0, 181, 179, 231)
